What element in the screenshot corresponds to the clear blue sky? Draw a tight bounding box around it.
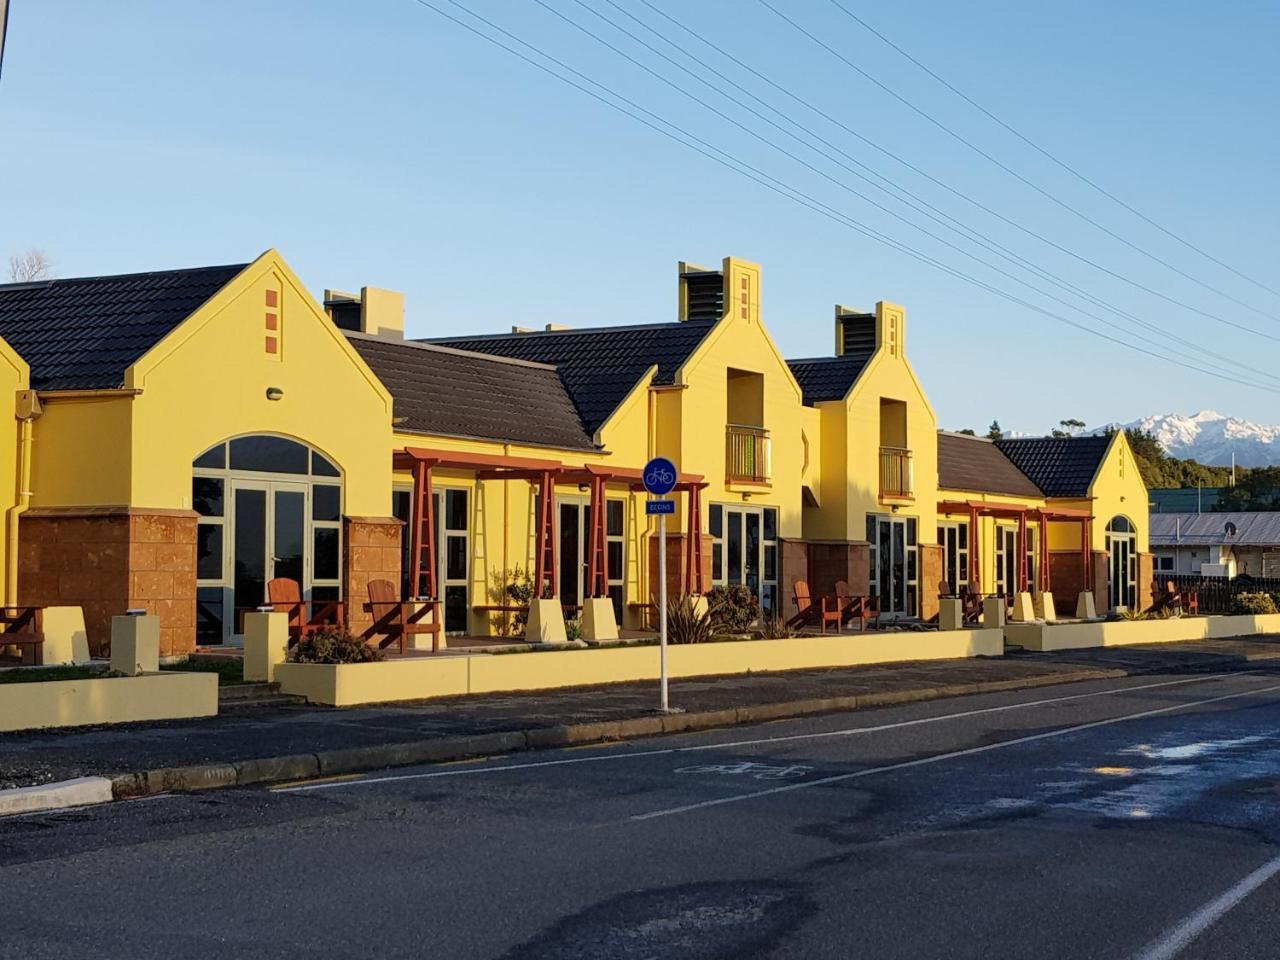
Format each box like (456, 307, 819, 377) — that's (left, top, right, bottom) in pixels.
(2, 1, 1276, 434)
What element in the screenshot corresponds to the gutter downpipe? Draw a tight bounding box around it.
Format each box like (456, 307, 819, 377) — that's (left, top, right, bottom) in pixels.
(7, 412, 34, 605)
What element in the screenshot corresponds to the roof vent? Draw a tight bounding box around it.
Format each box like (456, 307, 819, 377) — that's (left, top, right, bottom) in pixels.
(545, 323, 571, 332)
(678, 261, 724, 323)
(834, 305, 875, 358)
(511, 325, 535, 334)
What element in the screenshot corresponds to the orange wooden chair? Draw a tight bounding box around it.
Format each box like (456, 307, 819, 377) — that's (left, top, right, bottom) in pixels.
(834, 580, 880, 631)
(362, 579, 441, 655)
(266, 578, 345, 647)
(787, 579, 842, 634)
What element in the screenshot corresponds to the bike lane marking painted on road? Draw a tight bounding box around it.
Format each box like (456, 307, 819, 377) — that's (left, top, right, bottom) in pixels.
(275, 673, 1231, 794)
(631, 681, 1280, 821)
(1130, 852, 1280, 960)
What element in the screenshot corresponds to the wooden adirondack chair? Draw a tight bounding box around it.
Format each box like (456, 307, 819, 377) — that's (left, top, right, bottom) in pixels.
(787, 579, 842, 634)
(0, 606, 44, 665)
(266, 578, 345, 646)
(362, 579, 441, 655)
(960, 583, 984, 625)
(834, 580, 880, 631)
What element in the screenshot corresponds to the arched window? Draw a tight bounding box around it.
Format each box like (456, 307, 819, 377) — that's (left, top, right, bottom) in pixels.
(1105, 515, 1138, 611)
(193, 435, 343, 644)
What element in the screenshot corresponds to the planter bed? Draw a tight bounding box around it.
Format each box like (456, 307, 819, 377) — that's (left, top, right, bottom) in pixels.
(275, 627, 1004, 707)
(1005, 613, 1280, 652)
(0, 671, 218, 733)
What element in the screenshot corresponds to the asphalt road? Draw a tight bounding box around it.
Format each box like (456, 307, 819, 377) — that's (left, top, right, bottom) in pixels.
(7, 671, 1280, 959)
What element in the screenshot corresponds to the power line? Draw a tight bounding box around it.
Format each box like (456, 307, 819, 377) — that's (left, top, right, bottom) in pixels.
(405, 0, 1280, 395)
(827, 0, 1280, 301)
(625, 0, 1280, 346)
(758, 0, 1280, 326)
(585, 0, 1280, 385)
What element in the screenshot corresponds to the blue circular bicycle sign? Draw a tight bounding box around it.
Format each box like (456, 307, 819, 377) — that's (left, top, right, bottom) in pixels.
(643, 456, 678, 496)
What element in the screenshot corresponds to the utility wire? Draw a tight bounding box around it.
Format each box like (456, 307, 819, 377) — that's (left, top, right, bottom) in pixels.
(589, 0, 1280, 385)
(827, 0, 1280, 301)
(627, 0, 1280, 346)
(405, 0, 1280, 395)
(758, 0, 1280, 325)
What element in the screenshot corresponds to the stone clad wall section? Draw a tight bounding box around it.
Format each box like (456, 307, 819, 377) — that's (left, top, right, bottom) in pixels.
(344, 516, 403, 637)
(19, 509, 197, 657)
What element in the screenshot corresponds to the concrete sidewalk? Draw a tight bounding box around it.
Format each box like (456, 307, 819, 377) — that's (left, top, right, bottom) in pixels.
(3, 636, 1280, 798)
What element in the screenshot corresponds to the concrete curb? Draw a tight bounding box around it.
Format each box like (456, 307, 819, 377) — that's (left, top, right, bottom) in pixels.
(0, 776, 115, 817)
(107, 666, 1133, 800)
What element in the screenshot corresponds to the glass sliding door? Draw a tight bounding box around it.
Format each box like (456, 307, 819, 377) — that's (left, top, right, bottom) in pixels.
(867, 514, 918, 618)
(709, 504, 779, 616)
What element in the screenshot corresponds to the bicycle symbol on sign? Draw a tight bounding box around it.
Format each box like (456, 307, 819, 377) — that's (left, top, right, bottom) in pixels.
(645, 466, 675, 489)
(674, 761, 813, 781)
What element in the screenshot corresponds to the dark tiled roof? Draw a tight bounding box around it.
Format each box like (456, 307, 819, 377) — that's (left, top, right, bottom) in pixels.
(348, 334, 596, 452)
(422, 321, 717, 434)
(786, 352, 874, 405)
(0, 264, 247, 390)
(937, 432, 1042, 498)
(995, 435, 1112, 498)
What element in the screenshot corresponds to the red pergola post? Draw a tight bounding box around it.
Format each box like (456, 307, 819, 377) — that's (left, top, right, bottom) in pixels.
(586, 474, 608, 598)
(1016, 510, 1028, 594)
(683, 484, 704, 595)
(1040, 517, 1051, 593)
(969, 503, 981, 593)
(534, 470, 558, 598)
(1081, 517, 1091, 597)
(409, 459, 437, 599)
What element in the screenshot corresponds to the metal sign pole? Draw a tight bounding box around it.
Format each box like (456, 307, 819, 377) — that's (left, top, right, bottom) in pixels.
(642, 455, 678, 715)
(658, 505, 668, 712)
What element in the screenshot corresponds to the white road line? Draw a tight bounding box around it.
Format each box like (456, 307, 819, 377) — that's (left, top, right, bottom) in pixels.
(277, 673, 1232, 794)
(1131, 853, 1280, 960)
(631, 681, 1280, 821)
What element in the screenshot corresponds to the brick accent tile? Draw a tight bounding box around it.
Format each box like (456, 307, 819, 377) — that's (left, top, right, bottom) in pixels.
(131, 571, 174, 601)
(131, 542, 158, 572)
(155, 542, 194, 572)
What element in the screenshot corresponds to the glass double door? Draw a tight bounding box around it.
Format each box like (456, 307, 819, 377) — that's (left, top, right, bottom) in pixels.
(995, 526, 1019, 597)
(232, 480, 308, 632)
(869, 515, 918, 618)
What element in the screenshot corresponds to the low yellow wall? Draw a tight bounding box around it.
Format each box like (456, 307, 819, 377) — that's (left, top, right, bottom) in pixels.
(0, 671, 217, 732)
(275, 629, 1004, 706)
(274, 657, 471, 707)
(1005, 614, 1280, 652)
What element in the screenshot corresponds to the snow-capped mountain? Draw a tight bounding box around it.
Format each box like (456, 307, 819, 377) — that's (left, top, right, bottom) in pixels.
(1092, 411, 1280, 467)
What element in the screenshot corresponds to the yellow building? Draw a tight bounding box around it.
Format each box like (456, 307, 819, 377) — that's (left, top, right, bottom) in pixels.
(0, 250, 1149, 656)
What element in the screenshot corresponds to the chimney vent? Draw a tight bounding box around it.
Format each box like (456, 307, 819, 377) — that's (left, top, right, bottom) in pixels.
(678, 261, 724, 322)
(834, 305, 875, 358)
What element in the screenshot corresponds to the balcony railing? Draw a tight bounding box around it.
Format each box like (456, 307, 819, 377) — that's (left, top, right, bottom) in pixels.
(879, 446, 913, 499)
(727, 424, 771, 484)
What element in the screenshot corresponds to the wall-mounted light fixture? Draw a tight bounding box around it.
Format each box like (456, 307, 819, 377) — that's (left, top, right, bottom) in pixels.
(266, 387, 284, 401)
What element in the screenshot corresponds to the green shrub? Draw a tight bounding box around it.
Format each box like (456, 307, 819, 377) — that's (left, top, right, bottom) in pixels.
(289, 627, 384, 664)
(565, 618, 583, 643)
(707, 584, 759, 633)
(757, 613, 797, 639)
(664, 593, 713, 644)
(488, 566, 535, 636)
(1118, 608, 1149, 621)
(1234, 592, 1278, 615)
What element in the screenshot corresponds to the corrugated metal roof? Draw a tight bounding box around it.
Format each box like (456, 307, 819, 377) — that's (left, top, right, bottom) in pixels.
(1150, 511, 1280, 546)
(785, 352, 874, 405)
(995, 435, 1111, 498)
(0, 264, 247, 390)
(423, 320, 716, 434)
(937, 432, 1042, 497)
(349, 334, 596, 452)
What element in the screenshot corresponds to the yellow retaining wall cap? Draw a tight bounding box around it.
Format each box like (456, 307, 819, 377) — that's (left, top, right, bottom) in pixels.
(0, 672, 217, 733)
(275, 629, 1003, 706)
(1006, 613, 1280, 652)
